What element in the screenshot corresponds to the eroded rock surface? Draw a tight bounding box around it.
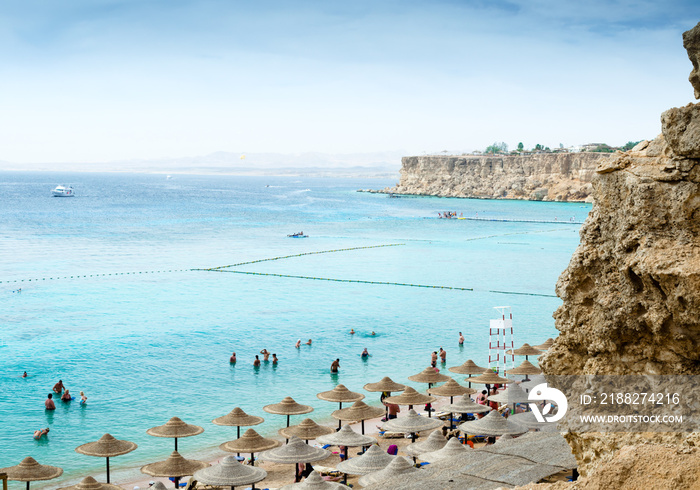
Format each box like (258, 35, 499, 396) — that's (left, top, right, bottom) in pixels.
(381, 153, 612, 202)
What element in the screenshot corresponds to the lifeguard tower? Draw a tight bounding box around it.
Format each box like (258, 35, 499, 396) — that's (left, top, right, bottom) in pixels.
(488, 306, 515, 374)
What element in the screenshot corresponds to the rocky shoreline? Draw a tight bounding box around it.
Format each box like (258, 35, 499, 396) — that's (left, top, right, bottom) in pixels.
(365, 152, 614, 202)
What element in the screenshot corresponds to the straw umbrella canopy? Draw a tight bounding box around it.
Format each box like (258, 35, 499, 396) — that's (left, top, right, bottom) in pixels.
(220, 429, 281, 465)
(213, 407, 264, 438)
(146, 417, 204, 452)
(317, 385, 364, 430)
(279, 419, 335, 442)
(507, 360, 542, 382)
(316, 425, 376, 452)
(443, 394, 492, 416)
(363, 377, 406, 420)
(258, 436, 330, 483)
(263, 397, 314, 428)
(331, 401, 384, 435)
(407, 367, 451, 388)
(404, 429, 448, 457)
(428, 379, 476, 403)
(335, 444, 396, 476)
(75, 433, 137, 483)
(382, 409, 443, 443)
(192, 455, 267, 490)
(383, 387, 435, 409)
(0, 457, 63, 490)
(448, 360, 486, 388)
(141, 451, 209, 489)
(506, 343, 543, 360)
(358, 457, 419, 487)
(419, 437, 471, 463)
(279, 471, 350, 489)
(467, 369, 514, 386)
(57, 476, 124, 490)
(507, 411, 552, 430)
(458, 410, 529, 437)
(488, 383, 531, 411)
(534, 338, 555, 350)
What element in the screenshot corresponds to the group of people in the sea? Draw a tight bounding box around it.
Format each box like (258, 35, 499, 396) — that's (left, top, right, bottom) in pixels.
(38, 379, 88, 439)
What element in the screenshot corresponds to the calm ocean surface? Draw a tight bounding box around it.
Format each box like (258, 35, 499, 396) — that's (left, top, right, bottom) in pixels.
(0, 172, 589, 486)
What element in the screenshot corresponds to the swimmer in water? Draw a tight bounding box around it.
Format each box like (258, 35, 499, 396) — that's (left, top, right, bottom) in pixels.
(330, 358, 340, 373)
(260, 349, 270, 361)
(295, 339, 301, 349)
(350, 329, 355, 335)
(371, 331, 376, 336)
(22, 371, 27, 378)
(53, 380, 65, 394)
(33, 428, 50, 440)
(61, 389, 72, 402)
(230, 352, 237, 363)
(253, 355, 261, 367)
(361, 348, 369, 358)
(272, 353, 278, 364)
(458, 332, 464, 345)
(80, 391, 87, 405)
(305, 339, 312, 345)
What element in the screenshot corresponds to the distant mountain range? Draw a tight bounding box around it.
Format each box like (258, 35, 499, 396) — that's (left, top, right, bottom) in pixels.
(0, 151, 405, 178)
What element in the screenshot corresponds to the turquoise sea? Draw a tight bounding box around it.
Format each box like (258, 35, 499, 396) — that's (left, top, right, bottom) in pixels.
(0, 172, 588, 487)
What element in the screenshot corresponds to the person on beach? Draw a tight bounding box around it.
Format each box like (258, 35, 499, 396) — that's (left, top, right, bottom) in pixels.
(350, 329, 355, 335)
(431, 351, 438, 364)
(330, 359, 340, 373)
(305, 339, 312, 345)
(260, 349, 270, 361)
(45, 394, 56, 410)
(22, 371, 27, 378)
(230, 352, 236, 363)
(272, 353, 278, 364)
(295, 339, 301, 348)
(33, 428, 50, 439)
(253, 355, 261, 367)
(80, 391, 87, 405)
(53, 380, 65, 394)
(361, 348, 369, 358)
(61, 389, 72, 401)
(458, 332, 464, 345)
(439, 347, 446, 362)
(386, 402, 400, 420)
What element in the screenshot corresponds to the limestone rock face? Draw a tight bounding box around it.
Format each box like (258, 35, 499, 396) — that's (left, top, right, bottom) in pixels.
(683, 21, 700, 99)
(383, 153, 612, 202)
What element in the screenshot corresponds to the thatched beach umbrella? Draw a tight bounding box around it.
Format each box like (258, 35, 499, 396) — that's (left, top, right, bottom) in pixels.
(279, 471, 350, 489)
(357, 456, 419, 487)
(448, 360, 486, 388)
(317, 384, 364, 430)
(458, 410, 528, 437)
(506, 343, 543, 361)
(57, 476, 124, 490)
(488, 383, 531, 411)
(316, 425, 376, 458)
(335, 444, 396, 476)
(468, 369, 514, 386)
(279, 419, 335, 443)
(419, 436, 472, 463)
(534, 338, 555, 350)
(428, 378, 475, 402)
(407, 367, 451, 388)
(213, 407, 264, 439)
(75, 433, 137, 483)
(149, 483, 168, 490)
(263, 397, 314, 428)
(0, 457, 63, 490)
(258, 436, 330, 483)
(141, 451, 209, 489)
(507, 360, 542, 382)
(219, 428, 281, 465)
(443, 394, 492, 416)
(193, 455, 267, 490)
(404, 429, 448, 458)
(331, 401, 384, 435)
(384, 386, 436, 417)
(382, 409, 443, 443)
(363, 377, 406, 420)
(146, 417, 203, 452)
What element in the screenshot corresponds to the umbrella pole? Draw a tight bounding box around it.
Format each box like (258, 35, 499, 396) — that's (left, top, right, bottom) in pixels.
(174, 477, 179, 489)
(106, 456, 110, 483)
(250, 452, 255, 466)
(175, 437, 178, 451)
(338, 402, 342, 430)
(27, 482, 30, 490)
(361, 420, 365, 435)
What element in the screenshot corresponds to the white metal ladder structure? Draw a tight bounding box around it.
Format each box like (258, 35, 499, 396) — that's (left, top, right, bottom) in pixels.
(488, 306, 515, 374)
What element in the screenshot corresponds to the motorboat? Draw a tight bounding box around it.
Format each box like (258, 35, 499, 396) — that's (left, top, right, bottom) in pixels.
(287, 232, 308, 238)
(52, 185, 74, 197)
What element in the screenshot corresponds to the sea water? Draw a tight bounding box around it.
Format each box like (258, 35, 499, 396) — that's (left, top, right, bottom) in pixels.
(0, 172, 589, 486)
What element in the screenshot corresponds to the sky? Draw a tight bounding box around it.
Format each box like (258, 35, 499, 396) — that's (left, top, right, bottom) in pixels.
(1, 0, 699, 165)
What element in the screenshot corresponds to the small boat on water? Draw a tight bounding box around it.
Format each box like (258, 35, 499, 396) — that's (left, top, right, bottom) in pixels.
(52, 185, 74, 197)
(287, 232, 308, 238)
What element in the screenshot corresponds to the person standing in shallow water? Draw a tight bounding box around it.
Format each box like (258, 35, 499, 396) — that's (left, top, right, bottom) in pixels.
(230, 352, 236, 363)
(45, 394, 56, 410)
(260, 349, 270, 361)
(53, 380, 64, 394)
(458, 332, 464, 345)
(330, 359, 340, 373)
(272, 353, 278, 364)
(253, 355, 261, 367)
(439, 347, 446, 363)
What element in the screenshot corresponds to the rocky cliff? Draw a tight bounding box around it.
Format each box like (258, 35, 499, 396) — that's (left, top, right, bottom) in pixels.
(381, 152, 613, 202)
(537, 21, 700, 479)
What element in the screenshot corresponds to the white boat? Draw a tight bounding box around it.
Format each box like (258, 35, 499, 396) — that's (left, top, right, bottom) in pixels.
(52, 185, 74, 197)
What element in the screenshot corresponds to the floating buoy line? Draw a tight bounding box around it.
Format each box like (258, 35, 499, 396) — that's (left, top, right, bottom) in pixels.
(2, 238, 558, 297)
